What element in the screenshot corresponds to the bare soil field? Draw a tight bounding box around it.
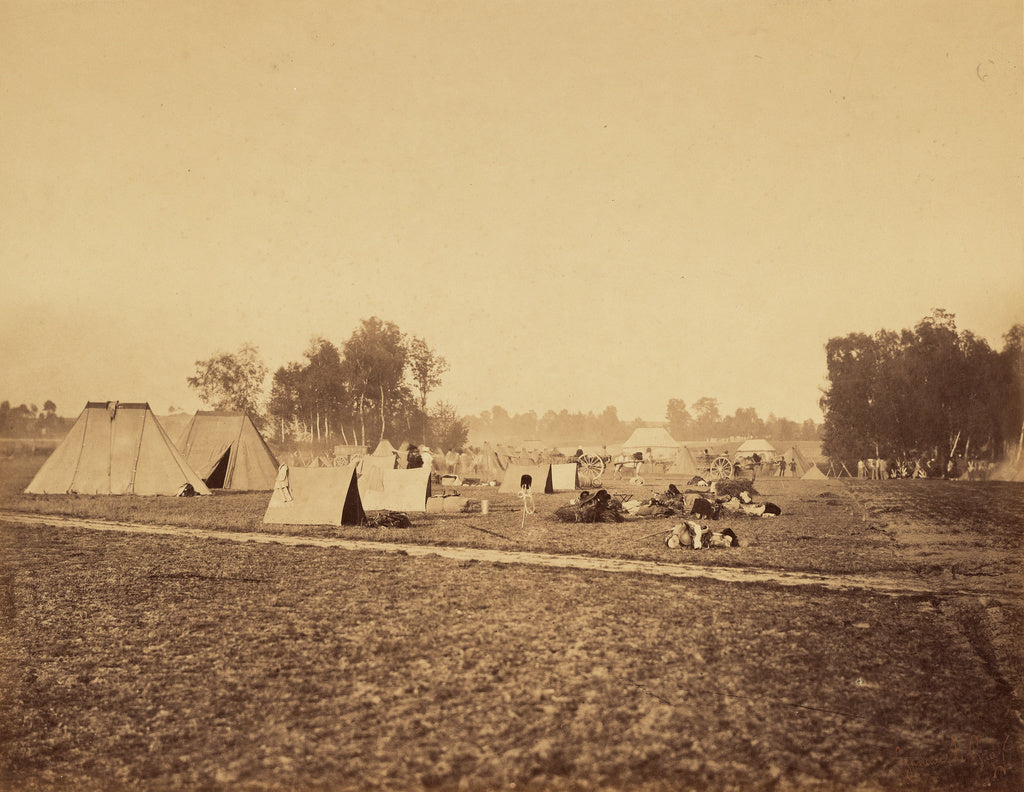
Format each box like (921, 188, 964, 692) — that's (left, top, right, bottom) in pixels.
(1, 455, 1022, 791)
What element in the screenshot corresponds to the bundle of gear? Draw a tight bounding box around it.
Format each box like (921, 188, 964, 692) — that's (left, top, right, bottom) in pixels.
(665, 521, 740, 549)
(365, 511, 413, 529)
(553, 489, 624, 523)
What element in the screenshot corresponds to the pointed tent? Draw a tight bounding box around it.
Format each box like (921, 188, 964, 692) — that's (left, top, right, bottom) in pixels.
(782, 446, 813, 477)
(25, 402, 211, 496)
(358, 465, 432, 512)
(667, 446, 700, 476)
(499, 464, 553, 494)
(621, 428, 680, 461)
(480, 443, 508, 472)
(371, 439, 398, 458)
(156, 412, 193, 444)
(263, 463, 365, 525)
(175, 411, 279, 490)
(359, 452, 397, 480)
(802, 464, 827, 479)
(472, 445, 506, 481)
(736, 439, 778, 458)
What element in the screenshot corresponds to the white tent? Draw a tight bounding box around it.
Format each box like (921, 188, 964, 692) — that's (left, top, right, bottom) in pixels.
(802, 464, 827, 479)
(621, 428, 680, 461)
(735, 439, 777, 458)
(26, 402, 211, 496)
(499, 464, 554, 494)
(358, 465, 432, 512)
(550, 463, 579, 491)
(175, 411, 279, 490)
(263, 463, 365, 525)
(781, 446, 813, 477)
(667, 446, 700, 476)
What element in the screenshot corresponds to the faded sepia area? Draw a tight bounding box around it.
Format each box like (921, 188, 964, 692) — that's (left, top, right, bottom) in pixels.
(2, 2, 1022, 792)
(1, 0, 1020, 421)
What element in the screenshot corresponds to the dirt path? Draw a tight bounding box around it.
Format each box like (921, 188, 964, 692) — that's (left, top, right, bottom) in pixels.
(3, 510, 1010, 601)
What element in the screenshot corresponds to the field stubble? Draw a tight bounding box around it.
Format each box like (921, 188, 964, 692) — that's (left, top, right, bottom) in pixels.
(1, 455, 1022, 791)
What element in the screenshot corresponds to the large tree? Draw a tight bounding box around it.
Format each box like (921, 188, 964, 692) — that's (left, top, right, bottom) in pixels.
(427, 401, 469, 451)
(341, 317, 408, 445)
(691, 397, 721, 439)
(268, 361, 306, 442)
(820, 310, 1015, 467)
(1000, 324, 1024, 457)
(406, 335, 449, 442)
(186, 343, 267, 418)
(665, 399, 692, 439)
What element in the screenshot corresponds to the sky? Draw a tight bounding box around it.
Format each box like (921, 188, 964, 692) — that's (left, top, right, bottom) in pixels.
(2, 0, 1021, 425)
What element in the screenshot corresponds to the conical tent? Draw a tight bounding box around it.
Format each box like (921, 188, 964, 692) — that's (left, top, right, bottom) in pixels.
(621, 428, 679, 461)
(499, 464, 553, 494)
(359, 453, 397, 478)
(782, 446, 813, 477)
(802, 464, 827, 479)
(263, 463, 365, 525)
(471, 445, 506, 481)
(371, 439, 398, 458)
(176, 411, 279, 490)
(480, 443, 508, 472)
(396, 441, 410, 469)
(667, 446, 700, 476)
(736, 439, 778, 457)
(25, 402, 211, 496)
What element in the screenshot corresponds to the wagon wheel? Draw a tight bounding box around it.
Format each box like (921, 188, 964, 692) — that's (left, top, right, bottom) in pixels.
(709, 455, 733, 480)
(577, 454, 605, 486)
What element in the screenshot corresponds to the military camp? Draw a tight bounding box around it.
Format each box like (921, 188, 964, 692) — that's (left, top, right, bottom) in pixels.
(2, 0, 1022, 788)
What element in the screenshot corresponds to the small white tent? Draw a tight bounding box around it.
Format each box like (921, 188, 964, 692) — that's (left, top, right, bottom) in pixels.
(263, 463, 365, 525)
(358, 465, 432, 512)
(667, 446, 700, 476)
(550, 463, 579, 491)
(499, 464, 554, 494)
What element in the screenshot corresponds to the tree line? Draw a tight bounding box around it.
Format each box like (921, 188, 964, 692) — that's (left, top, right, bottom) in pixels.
(819, 309, 1024, 468)
(187, 318, 465, 451)
(0, 401, 70, 438)
(465, 402, 820, 447)
(665, 398, 819, 444)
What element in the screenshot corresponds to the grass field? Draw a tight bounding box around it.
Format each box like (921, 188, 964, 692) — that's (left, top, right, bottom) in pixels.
(1, 455, 1022, 791)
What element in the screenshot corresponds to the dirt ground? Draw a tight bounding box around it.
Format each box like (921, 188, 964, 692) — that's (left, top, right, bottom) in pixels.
(1, 465, 1022, 791)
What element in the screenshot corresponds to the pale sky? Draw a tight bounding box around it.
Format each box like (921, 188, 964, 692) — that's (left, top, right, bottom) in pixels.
(2, 0, 1021, 424)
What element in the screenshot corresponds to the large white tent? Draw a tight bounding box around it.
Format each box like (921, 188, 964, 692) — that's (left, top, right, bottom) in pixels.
(620, 428, 680, 461)
(26, 402, 211, 496)
(175, 411, 279, 490)
(735, 439, 778, 458)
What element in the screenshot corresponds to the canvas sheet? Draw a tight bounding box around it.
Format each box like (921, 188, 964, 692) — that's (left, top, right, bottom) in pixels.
(358, 466, 432, 512)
